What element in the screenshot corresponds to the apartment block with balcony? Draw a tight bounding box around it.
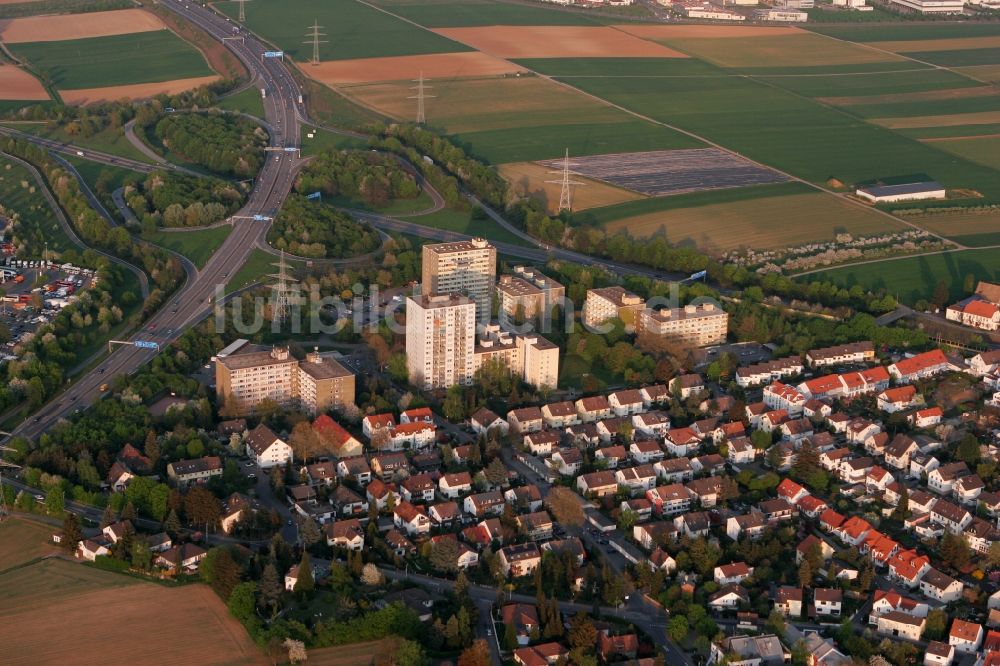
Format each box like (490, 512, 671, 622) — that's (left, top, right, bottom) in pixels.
(422, 238, 496, 322)
(638, 303, 728, 347)
(406, 294, 476, 390)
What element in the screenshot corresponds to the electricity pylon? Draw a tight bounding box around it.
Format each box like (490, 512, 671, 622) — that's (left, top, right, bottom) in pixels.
(546, 149, 584, 213)
(303, 21, 327, 66)
(408, 71, 434, 125)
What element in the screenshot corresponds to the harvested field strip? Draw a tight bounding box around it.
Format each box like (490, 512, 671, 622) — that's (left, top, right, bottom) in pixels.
(339, 75, 626, 132)
(732, 61, 930, 76)
(868, 36, 1000, 53)
(448, 119, 701, 164)
(0, 560, 265, 666)
(807, 23, 1000, 42)
(431, 25, 689, 58)
(577, 180, 812, 225)
(616, 24, 803, 38)
(920, 136, 1000, 170)
(602, 191, 899, 253)
(845, 94, 1000, 119)
(516, 57, 721, 77)
(818, 86, 999, 107)
(499, 161, 643, 214)
(647, 33, 901, 69)
(536, 148, 789, 197)
(897, 122, 1000, 139)
(0, 64, 47, 100)
(369, 0, 600, 27)
(957, 65, 1000, 83)
(11, 31, 215, 90)
(307, 639, 400, 665)
(0, 8, 165, 43)
(60, 76, 221, 105)
(805, 247, 1000, 306)
(902, 209, 1000, 241)
(307, 51, 522, 85)
(215, 0, 469, 61)
(901, 48, 1000, 67)
(871, 111, 1000, 129)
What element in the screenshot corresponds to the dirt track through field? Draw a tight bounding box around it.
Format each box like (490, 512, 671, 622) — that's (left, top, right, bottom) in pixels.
(868, 36, 1000, 53)
(0, 64, 48, 100)
(308, 51, 523, 84)
(0, 8, 166, 43)
(59, 76, 220, 104)
(0, 575, 266, 665)
(432, 26, 688, 58)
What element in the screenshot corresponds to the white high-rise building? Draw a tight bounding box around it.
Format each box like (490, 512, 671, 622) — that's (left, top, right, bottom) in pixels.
(406, 294, 476, 390)
(422, 238, 496, 322)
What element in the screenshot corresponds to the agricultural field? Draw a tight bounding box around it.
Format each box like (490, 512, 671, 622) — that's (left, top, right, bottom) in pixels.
(899, 209, 1000, 247)
(0, 518, 58, 571)
(806, 247, 1000, 306)
(338, 74, 700, 163)
(598, 190, 899, 253)
(499, 161, 642, 214)
(308, 52, 523, 86)
(307, 639, 402, 666)
(368, 0, 602, 27)
(216, 0, 470, 62)
(11, 30, 217, 100)
(0, 8, 165, 43)
(921, 135, 1000, 170)
(0, 64, 49, 102)
(0, 558, 264, 666)
(431, 25, 688, 59)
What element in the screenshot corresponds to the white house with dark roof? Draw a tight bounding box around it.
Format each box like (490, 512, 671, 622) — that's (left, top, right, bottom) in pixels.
(245, 424, 292, 469)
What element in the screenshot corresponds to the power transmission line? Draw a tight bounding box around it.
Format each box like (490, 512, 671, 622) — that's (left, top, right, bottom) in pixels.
(545, 148, 584, 213)
(408, 71, 435, 125)
(234, 0, 251, 23)
(303, 20, 327, 66)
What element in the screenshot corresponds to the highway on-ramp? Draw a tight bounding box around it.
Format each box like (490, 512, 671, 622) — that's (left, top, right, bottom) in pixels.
(8, 0, 306, 442)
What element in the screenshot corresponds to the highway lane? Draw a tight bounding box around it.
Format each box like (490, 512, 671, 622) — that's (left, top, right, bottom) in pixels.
(8, 0, 306, 442)
(0, 124, 162, 174)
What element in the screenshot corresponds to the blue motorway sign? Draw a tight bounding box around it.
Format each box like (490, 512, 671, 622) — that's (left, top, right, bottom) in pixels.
(283, 147, 298, 152)
(134, 340, 160, 350)
(263, 51, 284, 58)
(253, 214, 267, 221)
(690, 270, 707, 280)
(306, 192, 322, 201)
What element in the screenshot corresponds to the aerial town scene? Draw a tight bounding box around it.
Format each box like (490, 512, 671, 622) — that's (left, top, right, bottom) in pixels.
(3, 0, 1000, 664)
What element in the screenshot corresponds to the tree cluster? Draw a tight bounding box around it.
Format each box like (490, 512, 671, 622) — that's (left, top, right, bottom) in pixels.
(268, 195, 381, 259)
(152, 112, 267, 178)
(295, 149, 421, 209)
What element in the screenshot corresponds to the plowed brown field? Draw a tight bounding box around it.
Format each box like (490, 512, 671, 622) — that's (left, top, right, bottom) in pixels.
(308, 51, 522, 85)
(60, 75, 220, 104)
(432, 25, 688, 58)
(0, 8, 165, 43)
(0, 64, 48, 100)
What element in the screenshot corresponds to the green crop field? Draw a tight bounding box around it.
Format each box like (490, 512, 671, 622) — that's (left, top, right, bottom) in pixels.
(805, 247, 1000, 305)
(756, 68, 979, 98)
(369, 0, 600, 26)
(450, 118, 701, 164)
(216, 0, 470, 62)
(921, 136, 1000, 170)
(0, 155, 75, 254)
(842, 93, 1000, 119)
(550, 70, 1000, 199)
(901, 47, 1000, 67)
(898, 122, 1000, 139)
(807, 23, 1000, 42)
(142, 225, 234, 269)
(12, 31, 214, 90)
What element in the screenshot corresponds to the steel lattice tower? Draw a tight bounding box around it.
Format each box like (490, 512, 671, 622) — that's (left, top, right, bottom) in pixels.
(0, 445, 20, 523)
(545, 149, 583, 213)
(408, 72, 434, 125)
(304, 21, 327, 66)
(268, 251, 300, 326)
(234, 0, 250, 23)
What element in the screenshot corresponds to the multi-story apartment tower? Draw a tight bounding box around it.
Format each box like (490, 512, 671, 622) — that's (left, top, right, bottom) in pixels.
(215, 340, 354, 414)
(422, 238, 496, 321)
(582, 286, 645, 330)
(638, 303, 728, 347)
(406, 294, 476, 390)
(497, 266, 566, 321)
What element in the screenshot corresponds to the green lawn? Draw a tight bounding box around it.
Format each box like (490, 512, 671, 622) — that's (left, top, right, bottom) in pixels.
(803, 247, 1000, 305)
(560, 353, 616, 390)
(1, 122, 153, 163)
(405, 208, 535, 247)
(299, 126, 369, 157)
(330, 189, 435, 215)
(216, 86, 266, 119)
(806, 23, 1000, 42)
(224, 247, 304, 293)
(449, 119, 702, 165)
(215, 0, 470, 61)
(370, 0, 600, 26)
(552, 71, 1000, 200)
(12, 31, 214, 90)
(142, 225, 234, 269)
(0, 155, 74, 255)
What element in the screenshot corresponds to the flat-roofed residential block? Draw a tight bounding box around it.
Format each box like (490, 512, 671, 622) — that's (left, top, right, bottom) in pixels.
(422, 238, 496, 321)
(497, 266, 565, 321)
(583, 286, 645, 330)
(406, 294, 476, 390)
(638, 303, 728, 347)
